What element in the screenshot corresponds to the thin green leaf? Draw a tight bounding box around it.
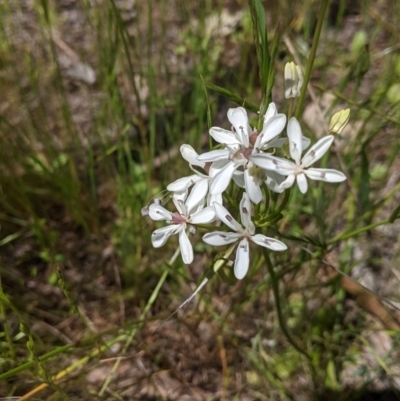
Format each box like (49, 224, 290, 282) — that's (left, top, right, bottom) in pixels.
(389, 203, 400, 223)
(205, 82, 258, 113)
(359, 147, 371, 212)
(248, 0, 270, 89)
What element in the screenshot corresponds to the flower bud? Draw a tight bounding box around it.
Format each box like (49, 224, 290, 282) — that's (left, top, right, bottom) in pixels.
(284, 62, 304, 99)
(329, 108, 350, 134)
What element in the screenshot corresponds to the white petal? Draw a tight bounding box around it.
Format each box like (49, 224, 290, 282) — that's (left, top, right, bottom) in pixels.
(296, 173, 308, 193)
(267, 136, 309, 151)
(263, 137, 286, 150)
(185, 178, 208, 213)
(210, 127, 241, 145)
(179, 230, 193, 264)
(278, 174, 296, 190)
(180, 144, 204, 167)
(244, 169, 263, 205)
(234, 239, 250, 280)
(232, 170, 245, 188)
(190, 202, 204, 216)
(250, 154, 297, 176)
(285, 62, 298, 98)
(227, 107, 250, 147)
(239, 191, 255, 233)
(301, 135, 334, 168)
(172, 197, 186, 215)
(251, 234, 287, 251)
(213, 202, 243, 232)
(287, 117, 303, 164)
(202, 231, 241, 246)
(263, 102, 277, 123)
(301, 136, 311, 150)
(197, 149, 230, 162)
(258, 114, 287, 147)
(149, 204, 172, 221)
(209, 159, 230, 177)
(207, 192, 223, 207)
(172, 190, 188, 203)
(265, 170, 285, 193)
(190, 206, 215, 224)
(209, 161, 238, 195)
(151, 225, 180, 248)
(305, 168, 347, 182)
(167, 175, 200, 192)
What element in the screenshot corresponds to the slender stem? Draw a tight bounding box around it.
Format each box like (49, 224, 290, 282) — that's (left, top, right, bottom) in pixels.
(287, 97, 294, 121)
(274, 188, 291, 215)
(0, 344, 71, 381)
(264, 185, 270, 213)
(328, 219, 390, 245)
(295, 0, 329, 118)
(263, 250, 311, 360)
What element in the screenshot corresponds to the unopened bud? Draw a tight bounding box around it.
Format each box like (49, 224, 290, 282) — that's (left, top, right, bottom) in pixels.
(329, 108, 350, 134)
(284, 62, 304, 99)
(141, 206, 149, 217)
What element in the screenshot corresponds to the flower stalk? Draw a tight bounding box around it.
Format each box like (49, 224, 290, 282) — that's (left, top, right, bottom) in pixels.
(295, 0, 330, 118)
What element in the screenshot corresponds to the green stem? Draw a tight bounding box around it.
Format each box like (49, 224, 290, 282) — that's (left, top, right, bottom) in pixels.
(263, 185, 270, 213)
(263, 250, 311, 360)
(314, 84, 400, 125)
(194, 224, 230, 231)
(0, 344, 74, 381)
(328, 219, 390, 245)
(288, 98, 294, 121)
(295, 0, 329, 118)
(274, 188, 291, 215)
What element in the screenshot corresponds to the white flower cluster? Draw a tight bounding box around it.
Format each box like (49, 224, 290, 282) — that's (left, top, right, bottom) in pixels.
(145, 103, 346, 280)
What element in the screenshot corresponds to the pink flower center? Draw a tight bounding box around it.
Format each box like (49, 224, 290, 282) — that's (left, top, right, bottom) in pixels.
(242, 147, 253, 160)
(249, 131, 259, 146)
(204, 162, 212, 174)
(171, 212, 187, 224)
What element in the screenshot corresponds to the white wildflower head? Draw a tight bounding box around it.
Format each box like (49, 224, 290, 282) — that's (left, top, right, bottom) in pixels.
(144, 80, 349, 292)
(149, 192, 215, 264)
(197, 104, 286, 204)
(250, 117, 347, 193)
(202, 193, 287, 279)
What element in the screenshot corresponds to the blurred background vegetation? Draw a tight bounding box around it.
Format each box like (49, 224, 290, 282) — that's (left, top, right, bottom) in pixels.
(1, 0, 400, 400)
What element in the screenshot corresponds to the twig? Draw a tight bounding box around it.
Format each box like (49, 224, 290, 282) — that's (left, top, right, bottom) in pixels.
(301, 247, 400, 330)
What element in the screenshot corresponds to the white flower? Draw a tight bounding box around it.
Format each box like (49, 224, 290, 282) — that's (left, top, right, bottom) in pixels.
(197, 105, 286, 204)
(202, 193, 287, 279)
(149, 194, 215, 264)
(167, 145, 222, 206)
(284, 62, 304, 99)
(250, 117, 347, 194)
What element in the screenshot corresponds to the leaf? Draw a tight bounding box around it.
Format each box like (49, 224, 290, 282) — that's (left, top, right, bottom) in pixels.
(359, 147, 371, 212)
(389, 203, 400, 223)
(200, 75, 212, 130)
(205, 82, 258, 113)
(248, 0, 270, 89)
(254, 0, 266, 49)
(302, 234, 326, 248)
(0, 231, 22, 246)
(325, 359, 341, 391)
